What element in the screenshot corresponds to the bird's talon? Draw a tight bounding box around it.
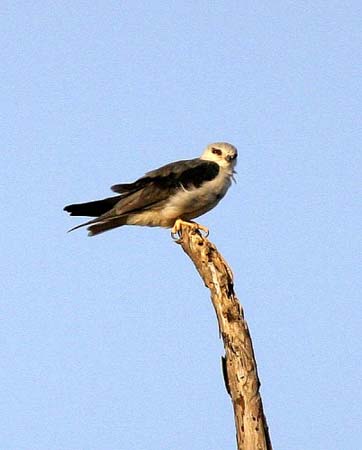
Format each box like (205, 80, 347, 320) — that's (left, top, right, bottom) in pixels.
(171, 219, 209, 240)
(171, 230, 181, 241)
(193, 223, 209, 237)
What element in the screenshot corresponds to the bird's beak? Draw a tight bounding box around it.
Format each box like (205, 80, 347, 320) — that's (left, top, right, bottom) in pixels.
(226, 154, 237, 162)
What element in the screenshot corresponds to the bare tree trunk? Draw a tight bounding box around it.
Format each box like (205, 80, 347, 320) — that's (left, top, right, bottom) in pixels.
(175, 226, 272, 450)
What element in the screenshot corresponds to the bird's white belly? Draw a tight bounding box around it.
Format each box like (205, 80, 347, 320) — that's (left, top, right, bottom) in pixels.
(160, 170, 232, 222)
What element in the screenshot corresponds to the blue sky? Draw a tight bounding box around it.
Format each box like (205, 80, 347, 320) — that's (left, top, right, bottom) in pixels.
(1, 2, 361, 449)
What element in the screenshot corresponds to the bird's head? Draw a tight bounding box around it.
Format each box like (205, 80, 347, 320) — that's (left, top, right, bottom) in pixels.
(200, 142, 238, 170)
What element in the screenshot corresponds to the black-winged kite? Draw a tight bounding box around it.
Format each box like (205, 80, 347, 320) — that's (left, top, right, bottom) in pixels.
(64, 142, 237, 236)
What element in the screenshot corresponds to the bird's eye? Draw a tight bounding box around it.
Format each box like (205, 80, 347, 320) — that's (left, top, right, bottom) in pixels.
(212, 148, 222, 156)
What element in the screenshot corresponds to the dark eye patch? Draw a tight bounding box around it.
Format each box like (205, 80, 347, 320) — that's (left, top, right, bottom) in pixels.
(212, 147, 222, 156)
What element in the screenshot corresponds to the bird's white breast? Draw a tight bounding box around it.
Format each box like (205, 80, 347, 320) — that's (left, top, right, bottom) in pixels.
(160, 166, 233, 222)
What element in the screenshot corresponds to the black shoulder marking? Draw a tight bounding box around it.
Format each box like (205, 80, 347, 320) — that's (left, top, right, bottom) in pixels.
(111, 158, 218, 194)
(177, 161, 219, 188)
(110, 159, 198, 193)
(146, 161, 219, 191)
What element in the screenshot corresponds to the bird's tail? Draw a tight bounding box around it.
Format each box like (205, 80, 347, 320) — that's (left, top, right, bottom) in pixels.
(63, 196, 120, 217)
(66, 215, 129, 236)
(87, 216, 129, 236)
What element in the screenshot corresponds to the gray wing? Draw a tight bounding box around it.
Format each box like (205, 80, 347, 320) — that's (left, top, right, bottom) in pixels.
(108, 158, 220, 216)
(64, 158, 219, 234)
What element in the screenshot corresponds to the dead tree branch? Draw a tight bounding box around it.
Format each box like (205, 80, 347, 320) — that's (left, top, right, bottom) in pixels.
(175, 226, 272, 450)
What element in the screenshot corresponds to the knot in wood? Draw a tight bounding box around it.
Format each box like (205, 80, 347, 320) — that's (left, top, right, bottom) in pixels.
(225, 303, 241, 322)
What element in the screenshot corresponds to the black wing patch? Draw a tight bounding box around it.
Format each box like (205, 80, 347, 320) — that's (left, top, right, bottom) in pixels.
(177, 162, 219, 189)
(111, 159, 219, 194)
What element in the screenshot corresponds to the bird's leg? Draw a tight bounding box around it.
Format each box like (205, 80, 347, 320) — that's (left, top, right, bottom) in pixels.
(171, 218, 209, 240)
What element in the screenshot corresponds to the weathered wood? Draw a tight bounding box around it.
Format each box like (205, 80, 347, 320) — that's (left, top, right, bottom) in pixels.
(175, 226, 272, 450)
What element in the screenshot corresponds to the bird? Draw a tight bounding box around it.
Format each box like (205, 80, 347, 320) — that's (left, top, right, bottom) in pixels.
(64, 142, 237, 237)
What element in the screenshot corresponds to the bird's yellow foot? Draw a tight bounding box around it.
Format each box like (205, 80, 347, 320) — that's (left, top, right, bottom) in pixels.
(171, 219, 209, 240)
